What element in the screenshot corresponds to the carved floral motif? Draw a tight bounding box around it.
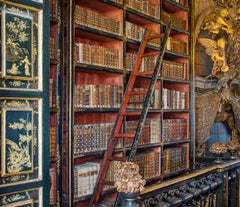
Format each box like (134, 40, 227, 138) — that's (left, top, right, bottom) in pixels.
(114, 161, 145, 194)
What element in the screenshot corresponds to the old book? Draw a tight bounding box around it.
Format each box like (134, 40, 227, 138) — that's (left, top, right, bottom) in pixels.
(49, 166, 56, 205)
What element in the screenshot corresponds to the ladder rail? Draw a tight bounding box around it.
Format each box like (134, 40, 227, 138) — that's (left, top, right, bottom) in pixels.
(89, 29, 151, 206)
(114, 23, 172, 207)
(89, 23, 172, 207)
(128, 23, 172, 161)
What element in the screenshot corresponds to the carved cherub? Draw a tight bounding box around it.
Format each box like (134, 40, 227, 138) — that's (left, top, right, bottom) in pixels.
(198, 37, 229, 78)
(202, 9, 233, 35)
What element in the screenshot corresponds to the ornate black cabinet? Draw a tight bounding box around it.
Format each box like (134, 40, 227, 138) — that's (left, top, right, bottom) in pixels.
(0, 0, 50, 206)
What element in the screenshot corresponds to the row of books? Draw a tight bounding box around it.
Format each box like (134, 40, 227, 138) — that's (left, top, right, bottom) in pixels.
(126, 0, 161, 19)
(74, 122, 115, 156)
(128, 88, 161, 109)
(74, 86, 186, 110)
(74, 84, 123, 109)
(162, 11, 187, 31)
(50, 0, 58, 20)
(74, 151, 161, 198)
(162, 88, 186, 110)
(74, 160, 101, 198)
(162, 119, 187, 143)
(50, 37, 55, 60)
(126, 21, 161, 47)
(74, 160, 122, 198)
(75, 5, 123, 36)
(124, 118, 161, 146)
(49, 167, 56, 205)
(75, 40, 186, 71)
(50, 126, 56, 157)
(75, 42, 122, 69)
(161, 60, 187, 81)
(104, 152, 160, 185)
(126, 51, 158, 72)
(73, 117, 161, 156)
(126, 52, 187, 81)
(134, 152, 160, 179)
(50, 78, 57, 108)
(166, 37, 188, 55)
(162, 146, 187, 174)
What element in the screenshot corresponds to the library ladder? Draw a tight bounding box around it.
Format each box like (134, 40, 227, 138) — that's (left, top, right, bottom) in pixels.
(90, 23, 172, 207)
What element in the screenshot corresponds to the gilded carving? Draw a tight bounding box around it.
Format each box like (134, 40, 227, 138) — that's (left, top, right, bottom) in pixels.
(198, 37, 229, 78)
(0, 3, 41, 90)
(202, 8, 233, 35)
(5, 111, 33, 175)
(195, 0, 240, 156)
(0, 189, 40, 206)
(1, 7, 34, 80)
(0, 99, 40, 186)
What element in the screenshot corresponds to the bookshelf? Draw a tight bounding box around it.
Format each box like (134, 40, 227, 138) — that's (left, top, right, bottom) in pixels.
(161, 0, 191, 179)
(63, 0, 193, 206)
(50, 0, 63, 206)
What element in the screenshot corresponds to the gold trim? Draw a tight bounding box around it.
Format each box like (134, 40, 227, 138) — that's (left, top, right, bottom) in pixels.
(0, 1, 43, 91)
(0, 97, 40, 101)
(2, 199, 33, 207)
(0, 187, 42, 206)
(1, 9, 34, 80)
(0, 1, 42, 11)
(0, 178, 41, 188)
(1, 107, 35, 177)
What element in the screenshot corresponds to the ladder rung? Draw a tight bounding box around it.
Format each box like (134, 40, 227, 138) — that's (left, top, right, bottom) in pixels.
(120, 111, 141, 116)
(100, 180, 115, 186)
(128, 90, 147, 95)
(90, 24, 172, 206)
(114, 133, 135, 138)
(146, 33, 164, 40)
(135, 70, 154, 76)
(108, 156, 127, 162)
(142, 52, 159, 57)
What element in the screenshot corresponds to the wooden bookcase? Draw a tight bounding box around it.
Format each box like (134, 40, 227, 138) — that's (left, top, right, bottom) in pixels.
(63, 0, 193, 206)
(50, 0, 63, 206)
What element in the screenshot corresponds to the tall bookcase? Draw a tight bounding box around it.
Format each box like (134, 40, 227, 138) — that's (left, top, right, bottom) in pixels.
(49, 0, 63, 206)
(63, 0, 193, 206)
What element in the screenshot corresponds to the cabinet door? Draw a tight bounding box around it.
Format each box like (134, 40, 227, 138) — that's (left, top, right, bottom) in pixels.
(0, 0, 50, 206)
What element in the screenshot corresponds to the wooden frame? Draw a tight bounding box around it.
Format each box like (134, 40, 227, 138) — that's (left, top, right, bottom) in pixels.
(1, 9, 34, 80)
(2, 199, 34, 207)
(1, 107, 34, 177)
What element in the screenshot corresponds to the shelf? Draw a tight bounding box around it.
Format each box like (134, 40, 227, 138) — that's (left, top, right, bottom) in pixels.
(100, 0, 123, 7)
(162, 22, 190, 35)
(75, 63, 123, 74)
(75, 0, 122, 11)
(75, 29, 123, 42)
(162, 0, 189, 12)
(163, 139, 191, 146)
(75, 25, 124, 41)
(126, 7, 160, 23)
(165, 50, 190, 58)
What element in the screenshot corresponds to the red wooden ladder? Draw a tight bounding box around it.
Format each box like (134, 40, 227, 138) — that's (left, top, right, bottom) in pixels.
(90, 23, 172, 207)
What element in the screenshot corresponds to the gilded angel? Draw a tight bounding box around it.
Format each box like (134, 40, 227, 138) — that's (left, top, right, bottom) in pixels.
(198, 37, 229, 78)
(202, 9, 233, 35)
